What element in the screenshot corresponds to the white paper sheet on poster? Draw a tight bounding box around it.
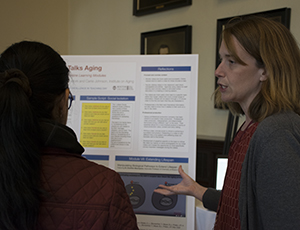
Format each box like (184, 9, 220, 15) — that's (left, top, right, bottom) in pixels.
(63, 54, 198, 230)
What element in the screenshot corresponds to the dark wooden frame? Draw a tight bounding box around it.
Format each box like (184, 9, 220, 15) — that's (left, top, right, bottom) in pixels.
(133, 0, 192, 16)
(141, 25, 192, 55)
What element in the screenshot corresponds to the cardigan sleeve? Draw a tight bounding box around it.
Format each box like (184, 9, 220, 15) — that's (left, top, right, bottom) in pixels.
(202, 188, 221, 212)
(239, 112, 300, 230)
(253, 130, 300, 229)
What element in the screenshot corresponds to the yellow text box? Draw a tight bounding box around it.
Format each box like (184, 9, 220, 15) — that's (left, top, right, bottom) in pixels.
(80, 103, 110, 148)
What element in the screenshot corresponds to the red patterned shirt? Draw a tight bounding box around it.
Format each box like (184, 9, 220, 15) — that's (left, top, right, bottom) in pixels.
(214, 122, 258, 230)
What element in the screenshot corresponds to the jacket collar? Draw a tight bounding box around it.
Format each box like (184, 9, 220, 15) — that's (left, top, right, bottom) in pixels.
(39, 119, 84, 155)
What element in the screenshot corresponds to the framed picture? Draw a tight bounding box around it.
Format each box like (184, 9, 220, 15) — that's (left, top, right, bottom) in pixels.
(141, 25, 192, 55)
(133, 0, 192, 16)
(215, 7, 291, 90)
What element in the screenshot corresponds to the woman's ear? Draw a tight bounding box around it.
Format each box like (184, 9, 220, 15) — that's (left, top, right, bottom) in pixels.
(52, 88, 69, 124)
(260, 68, 268, 82)
(59, 88, 69, 110)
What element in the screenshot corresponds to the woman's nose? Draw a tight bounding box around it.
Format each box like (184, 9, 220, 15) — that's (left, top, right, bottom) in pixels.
(215, 62, 224, 79)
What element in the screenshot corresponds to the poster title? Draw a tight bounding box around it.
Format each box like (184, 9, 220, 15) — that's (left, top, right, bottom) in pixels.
(68, 65, 102, 72)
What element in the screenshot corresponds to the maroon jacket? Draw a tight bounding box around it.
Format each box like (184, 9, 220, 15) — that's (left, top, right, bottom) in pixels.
(37, 120, 138, 230)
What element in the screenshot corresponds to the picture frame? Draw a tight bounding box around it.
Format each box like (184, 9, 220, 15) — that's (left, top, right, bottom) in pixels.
(133, 0, 192, 17)
(215, 7, 291, 90)
(141, 25, 192, 55)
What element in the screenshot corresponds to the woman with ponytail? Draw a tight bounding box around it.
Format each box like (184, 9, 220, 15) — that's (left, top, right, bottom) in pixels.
(0, 41, 138, 230)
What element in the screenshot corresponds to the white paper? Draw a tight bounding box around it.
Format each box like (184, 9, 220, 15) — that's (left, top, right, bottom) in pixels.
(63, 54, 198, 230)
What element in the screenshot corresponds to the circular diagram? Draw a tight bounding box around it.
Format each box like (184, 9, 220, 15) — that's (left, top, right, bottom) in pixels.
(125, 182, 146, 209)
(152, 189, 178, 211)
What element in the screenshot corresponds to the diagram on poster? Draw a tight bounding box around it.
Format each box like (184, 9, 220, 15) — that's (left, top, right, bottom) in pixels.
(63, 55, 198, 230)
(121, 173, 185, 216)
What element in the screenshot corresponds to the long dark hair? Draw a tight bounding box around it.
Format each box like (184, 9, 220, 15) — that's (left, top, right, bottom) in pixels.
(0, 41, 69, 229)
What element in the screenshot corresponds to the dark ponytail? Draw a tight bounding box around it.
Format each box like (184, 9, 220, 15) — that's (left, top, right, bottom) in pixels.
(0, 41, 69, 229)
(0, 69, 40, 230)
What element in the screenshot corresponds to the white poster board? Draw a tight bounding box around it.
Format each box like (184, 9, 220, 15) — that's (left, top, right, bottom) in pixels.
(63, 55, 198, 230)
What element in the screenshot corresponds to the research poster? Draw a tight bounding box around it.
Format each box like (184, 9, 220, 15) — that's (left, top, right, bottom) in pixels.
(63, 55, 198, 230)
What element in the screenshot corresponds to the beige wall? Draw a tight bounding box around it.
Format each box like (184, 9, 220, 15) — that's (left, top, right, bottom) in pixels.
(0, 0, 69, 54)
(2, 1, 299, 138)
(69, 0, 300, 138)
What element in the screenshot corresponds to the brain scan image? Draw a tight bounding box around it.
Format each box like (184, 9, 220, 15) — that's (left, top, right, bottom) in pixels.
(120, 172, 186, 216)
(126, 181, 146, 209)
(152, 183, 178, 211)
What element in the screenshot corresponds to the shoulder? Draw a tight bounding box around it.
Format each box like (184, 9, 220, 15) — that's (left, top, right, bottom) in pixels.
(41, 151, 122, 188)
(258, 111, 300, 131)
(253, 111, 300, 140)
(41, 153, 126, 204)
(72, 156, 122, 185)
(248, 111, 300, 159)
